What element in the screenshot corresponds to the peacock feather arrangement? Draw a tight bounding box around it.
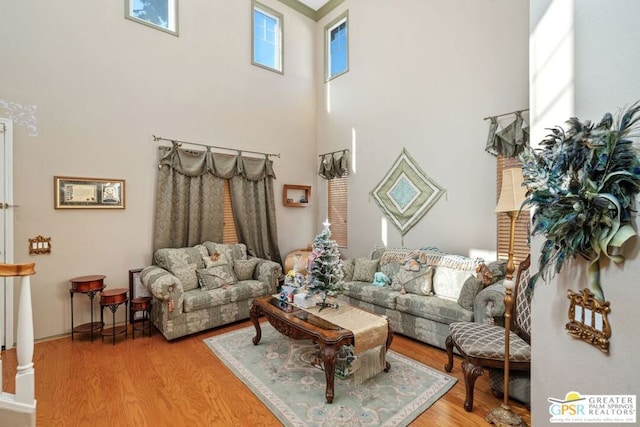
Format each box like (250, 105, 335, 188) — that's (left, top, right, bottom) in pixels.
(520, 102, 640, 300)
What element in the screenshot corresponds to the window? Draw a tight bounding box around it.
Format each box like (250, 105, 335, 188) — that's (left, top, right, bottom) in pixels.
(223, 180, 239, 244)
(252, 1, 283, 74)
(325, 11, 349, 81)
(327, 177, 348, 248)
(496, 156, 529, 268)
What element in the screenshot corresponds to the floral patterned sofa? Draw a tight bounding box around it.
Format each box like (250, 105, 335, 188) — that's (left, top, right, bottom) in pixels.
(140, 242, 282, 341)
(338, 247, 506, 350)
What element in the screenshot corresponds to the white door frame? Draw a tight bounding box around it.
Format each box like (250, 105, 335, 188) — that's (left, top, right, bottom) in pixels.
(1, 118, 15, 350)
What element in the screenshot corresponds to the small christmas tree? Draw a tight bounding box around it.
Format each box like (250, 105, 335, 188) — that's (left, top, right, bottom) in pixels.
(306, 221, 344, 309)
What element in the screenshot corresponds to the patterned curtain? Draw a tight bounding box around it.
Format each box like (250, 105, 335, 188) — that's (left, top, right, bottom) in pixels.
(318, 150, 350, 179)
(229, 156, 282, 265)
(153, 144, 281, 264)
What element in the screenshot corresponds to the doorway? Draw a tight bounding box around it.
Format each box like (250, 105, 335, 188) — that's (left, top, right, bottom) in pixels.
(1, 118, 14, 350)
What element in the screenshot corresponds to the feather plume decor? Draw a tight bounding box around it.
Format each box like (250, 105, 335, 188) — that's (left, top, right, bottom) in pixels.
(520, 102, 640, 300)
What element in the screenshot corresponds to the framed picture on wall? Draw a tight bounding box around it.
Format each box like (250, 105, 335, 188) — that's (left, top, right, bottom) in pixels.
(54, 176, 125, 209)
(125, 0, 179, 36)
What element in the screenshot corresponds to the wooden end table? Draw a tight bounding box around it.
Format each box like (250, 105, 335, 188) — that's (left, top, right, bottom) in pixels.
(250, 295, 393, 403)
(69, 275, 106, 342)
(100, 288, 128, 345)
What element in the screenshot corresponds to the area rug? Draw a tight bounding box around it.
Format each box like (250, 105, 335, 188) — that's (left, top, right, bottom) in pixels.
(204, 324, 457, 426)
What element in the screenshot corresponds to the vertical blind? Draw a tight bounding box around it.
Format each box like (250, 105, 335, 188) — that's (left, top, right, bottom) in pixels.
(497, 155, 530, 267)
(223, 179, 239, 244)
(327, 176, 348, 248)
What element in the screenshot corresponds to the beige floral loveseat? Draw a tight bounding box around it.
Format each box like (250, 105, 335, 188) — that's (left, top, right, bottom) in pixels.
(140, 242, 282, 341)
(338, 246, 506, 350)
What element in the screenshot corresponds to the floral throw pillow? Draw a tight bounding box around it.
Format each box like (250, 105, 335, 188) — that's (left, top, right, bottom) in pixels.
(172, 263, 199, 291)
(457, 276, 484, 311)
(353, 258, 379, 282)
(196, 264, 238, 290)
(396, 267, 434, 295)
(342, 259, 355, 282)
(234, 258, 260, 281)
(202, 251, 229, 269)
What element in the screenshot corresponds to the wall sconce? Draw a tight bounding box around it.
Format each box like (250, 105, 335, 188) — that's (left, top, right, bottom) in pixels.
(566, 288, 611, 353)
(28, 235, 51, 255)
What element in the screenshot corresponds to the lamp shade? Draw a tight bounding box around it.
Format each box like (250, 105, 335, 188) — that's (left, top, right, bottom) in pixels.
(495, 167, 527, 213)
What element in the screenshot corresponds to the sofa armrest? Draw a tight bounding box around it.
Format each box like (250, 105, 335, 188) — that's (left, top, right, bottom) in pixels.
(140, 266, 184, 316)
(254, 259, 283, 294)
(473, 280, 506, 324)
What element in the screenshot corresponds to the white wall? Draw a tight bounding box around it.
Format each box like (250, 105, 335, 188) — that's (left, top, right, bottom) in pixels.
(530, 1, 640, 425)
(0, 0, 317, 340)
(315, 0, 530, 258)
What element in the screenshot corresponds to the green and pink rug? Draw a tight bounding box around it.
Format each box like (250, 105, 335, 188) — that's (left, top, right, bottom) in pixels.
(204, 324, 456, 426)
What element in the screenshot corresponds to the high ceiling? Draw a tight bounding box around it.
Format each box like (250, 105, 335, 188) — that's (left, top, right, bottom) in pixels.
(298, 0, 329, 11)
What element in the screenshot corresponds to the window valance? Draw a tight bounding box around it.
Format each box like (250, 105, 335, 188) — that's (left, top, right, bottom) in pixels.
(158, 144, 276, 182)
(318, 149, 350, 180)
(485, 110, 529, 158)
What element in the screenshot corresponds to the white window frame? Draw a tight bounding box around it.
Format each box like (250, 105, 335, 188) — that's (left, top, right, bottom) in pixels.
(252, 1, 284, 74)
(324, 10, 349, 82)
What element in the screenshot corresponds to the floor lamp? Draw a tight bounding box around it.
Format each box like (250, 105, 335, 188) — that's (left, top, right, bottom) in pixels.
(486, 167, 528, 427)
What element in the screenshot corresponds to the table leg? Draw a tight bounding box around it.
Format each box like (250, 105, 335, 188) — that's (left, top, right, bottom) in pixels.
(250, 304, 262, 345)
(70, 291, 74, 341)
(384, 321, 394, 372)
(111, 306, 116, 346)
(321, 344, 339, 404)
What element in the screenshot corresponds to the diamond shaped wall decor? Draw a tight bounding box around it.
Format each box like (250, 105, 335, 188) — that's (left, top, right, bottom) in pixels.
(370, 148, 445, 236)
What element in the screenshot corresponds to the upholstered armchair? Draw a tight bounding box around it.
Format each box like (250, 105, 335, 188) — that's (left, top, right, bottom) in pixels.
(444, 255, 532, 412)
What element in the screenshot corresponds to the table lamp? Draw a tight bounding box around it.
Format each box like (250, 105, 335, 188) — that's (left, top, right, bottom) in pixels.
(486, 167, 528, 427)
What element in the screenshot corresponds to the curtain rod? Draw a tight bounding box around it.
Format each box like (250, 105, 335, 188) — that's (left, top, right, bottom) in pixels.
(483, 108, 529, 121)
(318, 148, 350, 158)
(153, 135, 280, 158)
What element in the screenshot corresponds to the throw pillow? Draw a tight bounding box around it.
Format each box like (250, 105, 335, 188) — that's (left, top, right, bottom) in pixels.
(154, 246, 207, 272)
(402, 259, 421, 272)
(196, 264, 238, 290)
(396, 266, 434, 295)
(432, 266, 475, 301)
(457, 276, 484, 311)
(353, 258, 379, 282)
(379, 248, 414, 265)
(234, 258, 260, 281)
(203, 242, 248, 263)
(476, 263, 494, 286)
(342, 259, 355, 282)
(487, 260, 507, 282)
(195, 244, 212, 267)
(203, 251, 229, 269)
(172, 263, 199, 291)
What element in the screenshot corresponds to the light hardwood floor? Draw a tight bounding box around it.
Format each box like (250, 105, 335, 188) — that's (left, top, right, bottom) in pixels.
(2, 320, 530, 426)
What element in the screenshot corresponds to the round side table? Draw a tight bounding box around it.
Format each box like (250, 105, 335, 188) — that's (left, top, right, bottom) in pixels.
(100, 288, 128, 345)
(69, 275, 106, 342)
(131, 297, 152, 339)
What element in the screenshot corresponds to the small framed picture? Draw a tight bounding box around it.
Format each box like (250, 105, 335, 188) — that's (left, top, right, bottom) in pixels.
(125, 0, 179, 36)
(129, 268, 149, 321)
(54, 176, 125, 209)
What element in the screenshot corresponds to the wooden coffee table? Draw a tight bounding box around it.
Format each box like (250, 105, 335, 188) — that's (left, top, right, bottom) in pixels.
(250, 295, 393, 403)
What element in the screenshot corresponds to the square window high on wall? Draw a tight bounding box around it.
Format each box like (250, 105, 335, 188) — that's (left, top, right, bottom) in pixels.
(325, 11, 349, 81)
(252, 1, 283, 74)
